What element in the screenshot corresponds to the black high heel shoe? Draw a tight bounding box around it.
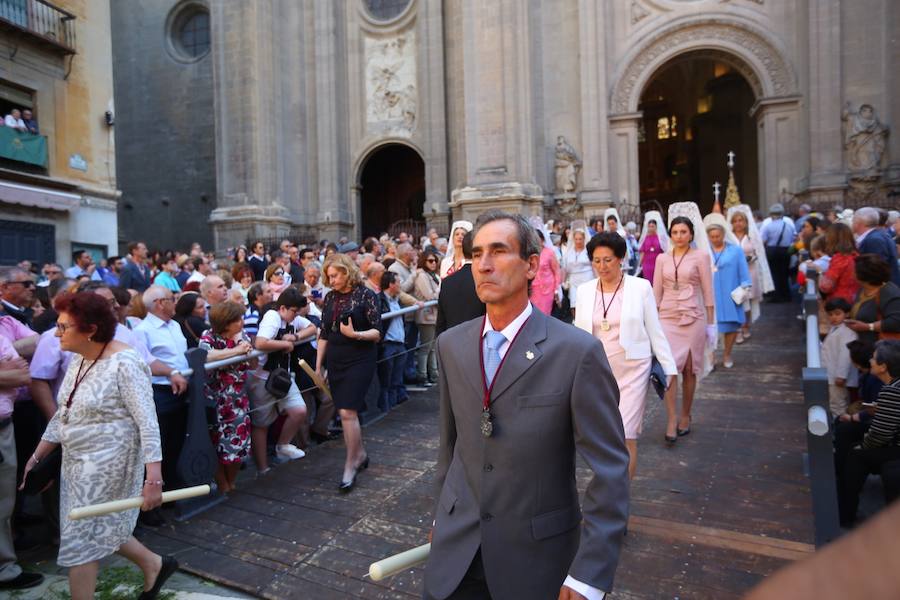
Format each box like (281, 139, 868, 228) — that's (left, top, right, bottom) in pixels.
(339, 470, 358, 493)
(677, 417, 692, 437)
(338, 457, 370, 492)
(664, 433, 677, 445)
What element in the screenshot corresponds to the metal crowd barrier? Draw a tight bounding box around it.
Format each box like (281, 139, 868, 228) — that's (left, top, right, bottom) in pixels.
(172, 300, 437, 519)
(801, 270, 840, 546)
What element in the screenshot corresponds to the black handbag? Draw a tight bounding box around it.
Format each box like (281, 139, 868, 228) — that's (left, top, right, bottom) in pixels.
(649, 356, 668, 400)
(21, 445, 62, 495)
(265, 367, 293, 399)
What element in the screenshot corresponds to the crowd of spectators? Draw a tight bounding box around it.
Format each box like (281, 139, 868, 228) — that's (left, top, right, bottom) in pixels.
(2, 202, 900, 591)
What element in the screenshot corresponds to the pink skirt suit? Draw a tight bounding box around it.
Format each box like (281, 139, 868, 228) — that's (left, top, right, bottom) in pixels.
(652, 249, 714, 376)
(574, 275, 677, 438)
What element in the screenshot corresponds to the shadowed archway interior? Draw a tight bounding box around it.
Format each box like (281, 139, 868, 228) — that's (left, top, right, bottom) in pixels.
(359, 144, 426, 239)
(638, 55, 759, 216)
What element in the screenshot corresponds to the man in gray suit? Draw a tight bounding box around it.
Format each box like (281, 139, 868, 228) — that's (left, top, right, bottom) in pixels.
(424, 210, 629, 600)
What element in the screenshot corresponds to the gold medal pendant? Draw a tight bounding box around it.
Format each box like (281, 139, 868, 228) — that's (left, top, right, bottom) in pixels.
(601, 319, 610, 332)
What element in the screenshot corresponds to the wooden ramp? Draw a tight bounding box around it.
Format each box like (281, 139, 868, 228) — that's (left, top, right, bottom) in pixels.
(137, 303, 815, 599)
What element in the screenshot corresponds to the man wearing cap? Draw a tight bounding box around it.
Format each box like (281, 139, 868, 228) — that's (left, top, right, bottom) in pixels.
(339, 241, 360, 262)
(760, 203, 795, 302)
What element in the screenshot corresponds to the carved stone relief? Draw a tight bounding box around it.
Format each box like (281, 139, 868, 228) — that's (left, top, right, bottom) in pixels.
(365, 31, 417, 136)
(611, 20, 796, 114)
(631, 1, 650, 24)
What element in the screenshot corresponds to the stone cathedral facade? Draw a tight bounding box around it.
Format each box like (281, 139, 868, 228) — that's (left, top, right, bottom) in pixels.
(112, 0, 899, 252)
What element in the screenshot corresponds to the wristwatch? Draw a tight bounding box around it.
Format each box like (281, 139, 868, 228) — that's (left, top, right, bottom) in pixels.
(169, 369, 182, 378)
(869, 323, 875, 332)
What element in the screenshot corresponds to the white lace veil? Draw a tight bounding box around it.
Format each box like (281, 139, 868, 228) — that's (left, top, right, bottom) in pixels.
(639, 210, 669, 253)
(565, 219, 587, 255)
(702, 212, 740, 247)
(529, 216, 554, 251)
(726, 204, 774, 294)
(603, 207, 627, 240)
(439, 220, 474, 278)
(667, 202, 710, 262)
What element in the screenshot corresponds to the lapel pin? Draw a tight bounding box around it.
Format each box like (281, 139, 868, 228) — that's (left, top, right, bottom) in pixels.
(525, 350, 534, 360)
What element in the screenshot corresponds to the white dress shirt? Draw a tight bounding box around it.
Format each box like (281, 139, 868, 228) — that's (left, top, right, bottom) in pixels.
(482, 301, 605, 600)
(133, 313, 189, 385)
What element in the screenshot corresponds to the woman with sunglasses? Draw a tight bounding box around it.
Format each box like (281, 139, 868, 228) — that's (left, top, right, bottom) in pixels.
(413, 250, 441, 385)
(265, 263, 288, 300)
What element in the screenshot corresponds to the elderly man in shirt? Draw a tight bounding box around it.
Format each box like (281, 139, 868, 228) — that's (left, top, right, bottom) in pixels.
(3, 109, 26, 132)
(760, 203, 796, 302)
(853, 206, 900, 285)
(0, 268, 35, 328)
(133, 286, 191, 497)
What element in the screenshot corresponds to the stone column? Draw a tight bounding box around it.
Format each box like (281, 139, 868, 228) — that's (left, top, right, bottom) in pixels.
(420, 0, 451, 232)
(207, 0, 291, 250)
(448, 0, 544, 222)
(577, 0, 613, 211)
(607, 113, 641, 217)
(806, 0, 846, 203)
(753, 97, 804, 211)
(312, 0, 352, 241)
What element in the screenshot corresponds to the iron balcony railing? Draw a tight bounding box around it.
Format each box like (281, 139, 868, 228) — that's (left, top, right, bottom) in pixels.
(0, 0, 76, 54)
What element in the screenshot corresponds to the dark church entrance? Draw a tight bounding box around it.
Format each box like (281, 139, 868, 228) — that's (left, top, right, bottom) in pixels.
(638, 54, 759, 216)
(359, 144, 426, 239)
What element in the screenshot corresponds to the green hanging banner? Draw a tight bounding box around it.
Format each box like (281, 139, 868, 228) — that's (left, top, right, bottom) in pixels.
(0, 127, 48, 168)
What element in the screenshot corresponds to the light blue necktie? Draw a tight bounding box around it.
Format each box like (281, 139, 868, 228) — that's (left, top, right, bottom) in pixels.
(483, 330, 506, 388)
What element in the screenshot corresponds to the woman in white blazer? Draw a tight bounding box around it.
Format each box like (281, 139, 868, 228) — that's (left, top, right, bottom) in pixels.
(575, 232, 677, 478)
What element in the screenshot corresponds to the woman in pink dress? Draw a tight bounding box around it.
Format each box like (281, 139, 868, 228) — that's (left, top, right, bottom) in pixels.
(575, 232, 677, 478)
(653, 216, 715, 444)
(639, 221, 663, 283)
(529, 230, 561, 314)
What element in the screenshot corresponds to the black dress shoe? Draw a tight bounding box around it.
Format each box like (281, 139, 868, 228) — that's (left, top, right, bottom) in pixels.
(310, 431, 340, 444)
(664, 434, 677, 445)
(0, 571, 44, 590)
(138, 555, 179, 600)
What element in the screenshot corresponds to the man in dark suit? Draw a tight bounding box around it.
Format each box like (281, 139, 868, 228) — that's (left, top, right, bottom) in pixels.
(424, 210, 629, 600)
(118, 241, 152, 292)
(854, 207, 900, 286)
(435, 231, 485, 336)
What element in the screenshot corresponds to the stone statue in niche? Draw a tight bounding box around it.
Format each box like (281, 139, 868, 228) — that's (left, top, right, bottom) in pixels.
(554, 136, 581, 194)
(842, 103, 889, 172)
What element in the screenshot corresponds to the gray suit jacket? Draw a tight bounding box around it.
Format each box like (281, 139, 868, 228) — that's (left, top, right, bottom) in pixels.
(424, 307, 629, 599)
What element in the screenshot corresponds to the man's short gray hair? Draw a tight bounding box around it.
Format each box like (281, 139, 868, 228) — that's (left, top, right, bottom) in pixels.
(853, 206, 880, 228)
(473, 209, 542, 260)
(0, 267, 27, 285)
(142, 285, 170, 307)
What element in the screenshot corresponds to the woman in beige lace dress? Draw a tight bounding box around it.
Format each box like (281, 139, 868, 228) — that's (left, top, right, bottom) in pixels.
(20, 292, 177, 600)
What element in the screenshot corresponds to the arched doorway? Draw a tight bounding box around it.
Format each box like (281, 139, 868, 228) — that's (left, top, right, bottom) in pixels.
(638, 54, 759, 215)
(359, 144, 426, 238)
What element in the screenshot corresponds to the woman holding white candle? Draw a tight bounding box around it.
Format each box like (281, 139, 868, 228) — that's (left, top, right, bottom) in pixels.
(19, 292, 177, 600)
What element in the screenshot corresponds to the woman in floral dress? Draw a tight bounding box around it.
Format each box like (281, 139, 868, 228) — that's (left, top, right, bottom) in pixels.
(199, 301, 254, 493)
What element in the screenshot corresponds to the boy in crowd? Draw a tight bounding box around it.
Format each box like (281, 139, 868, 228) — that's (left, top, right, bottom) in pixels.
(821, 298, 858, 418)
(247, 288, 315, 473)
